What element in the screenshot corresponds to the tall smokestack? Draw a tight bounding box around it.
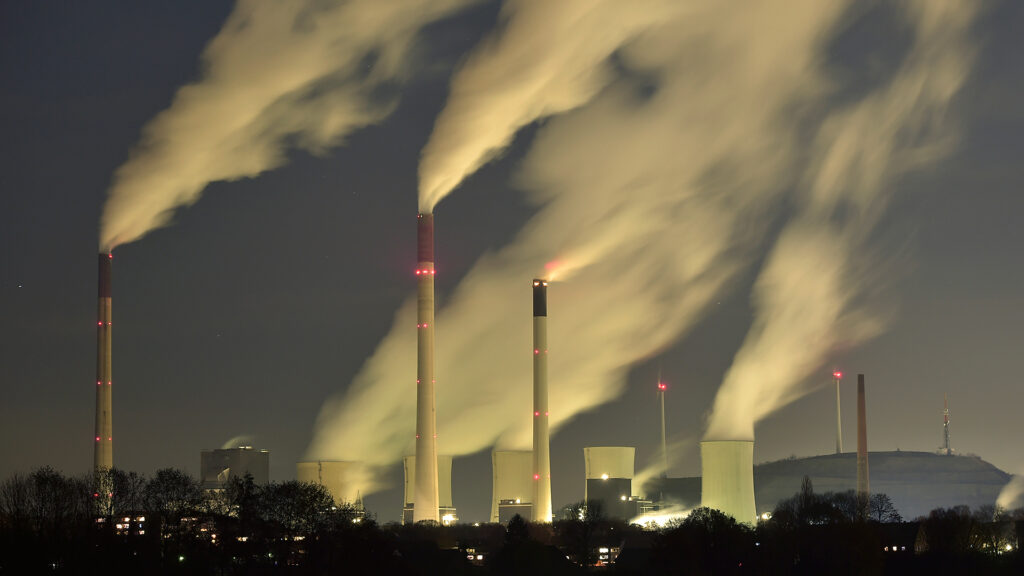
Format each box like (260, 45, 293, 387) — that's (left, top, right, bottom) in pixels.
(532, 279, 552, 523)
(658, 377, 668, 478)
(856, 374, 869, 497)
(942, 393, 951, 456)
(413, 213, 439, 523)
(95, 253, 113, 473)
(833, 370, 843, 454)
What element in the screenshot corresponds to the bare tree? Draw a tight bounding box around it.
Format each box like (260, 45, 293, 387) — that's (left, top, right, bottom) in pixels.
(868, 493, 902, 523)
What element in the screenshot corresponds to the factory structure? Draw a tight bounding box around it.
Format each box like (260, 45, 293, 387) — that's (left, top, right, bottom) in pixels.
(200, 446, 270, 490)
(92, 214, 1015, 526)
(403, 455, 457, 525)
(491, 450, 533, 523)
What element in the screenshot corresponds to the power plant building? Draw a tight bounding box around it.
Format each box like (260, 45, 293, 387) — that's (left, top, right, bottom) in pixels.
(491, 450, 533, 523)
(200, 446, 269, 489)
(584, 447, 640, 520)
(700, 440, 757, 524)
(296, 460, 363, 506)
(403, 455, 456, 525)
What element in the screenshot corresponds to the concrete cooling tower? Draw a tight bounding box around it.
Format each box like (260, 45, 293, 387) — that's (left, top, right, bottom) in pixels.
(491, 450, 533, 523)
(403, 455, 456, 525)
(296, 460, 362, 507)
(700, 440, 756, 524)
(584, 447, 638, 520)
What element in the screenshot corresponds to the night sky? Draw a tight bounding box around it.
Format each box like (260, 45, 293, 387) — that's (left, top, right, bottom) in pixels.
(2, 1, 1023, 523)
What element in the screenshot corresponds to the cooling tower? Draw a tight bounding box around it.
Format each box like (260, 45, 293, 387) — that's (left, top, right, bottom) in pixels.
(491, 450, 533, 523)
(403, 455, 456, 525)
(532, 279, 552, 522)
(94, 253, 113, 473)
(857, 374, 869, 496)
(414, 212, 439, 523)
(700, 440, 756, 524)
(584, 447, 636, 520)
(201, 447, 269, 489)
(296, 460, 362, 506)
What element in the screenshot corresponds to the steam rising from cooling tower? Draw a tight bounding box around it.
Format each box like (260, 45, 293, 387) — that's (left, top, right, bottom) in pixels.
(997, 469, 1024, 511)
(704, 0, 978, 441)
(309, 0, 981, 494)
(99, 0, 474, 250)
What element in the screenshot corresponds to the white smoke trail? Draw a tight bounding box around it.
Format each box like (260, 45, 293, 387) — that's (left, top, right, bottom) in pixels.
(705, 0, 979, 440)
(220, 434, 255, 450)
(310, 1, 855, 492)
(100, 0, 475, 251)
(418, 0, 685, 212)
(997, 469, 1024, 511)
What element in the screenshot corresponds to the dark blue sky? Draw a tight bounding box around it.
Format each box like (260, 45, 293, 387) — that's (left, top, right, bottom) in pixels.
(2, 1, 1022, 522)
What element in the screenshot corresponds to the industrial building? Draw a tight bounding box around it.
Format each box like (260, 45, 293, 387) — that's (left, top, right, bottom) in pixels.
(296, 460, 364, 506)
(491, 450, 533, 523)
(583, 447, 651, 520)
(645, 450, 1012, 520)
(403, 455, 457, 525)
(200, 446, 269, 489)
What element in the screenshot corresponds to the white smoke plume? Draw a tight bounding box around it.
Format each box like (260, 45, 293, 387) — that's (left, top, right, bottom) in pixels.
(418, 0, 685, 212)
(997, 469, 1024, 511)
(220, 434, 255, 450)
(310, 1, 863, 492)
(705, 0, 979, 440)
(100, 0, 475, 251)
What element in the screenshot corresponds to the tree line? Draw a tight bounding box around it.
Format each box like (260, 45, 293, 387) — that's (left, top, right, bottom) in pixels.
(1, 468, 1021, 574)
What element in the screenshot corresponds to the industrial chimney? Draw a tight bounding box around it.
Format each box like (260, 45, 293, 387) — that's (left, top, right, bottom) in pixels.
(833, 370, 843, 454)
(856, 374, 869, 497)
(942, 394, 951, 456)
(532, 279, 552, 523)
(700, 440, 756, 525)
(404, 455, 456, 525)
(658, 377, 668, 478)
(413, 213, 439, 523)
(94, 253, 113, 473)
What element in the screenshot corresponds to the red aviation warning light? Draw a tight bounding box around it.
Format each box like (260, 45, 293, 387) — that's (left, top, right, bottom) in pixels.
(833, 371, 843, 380)
(658, 382, 667, 391)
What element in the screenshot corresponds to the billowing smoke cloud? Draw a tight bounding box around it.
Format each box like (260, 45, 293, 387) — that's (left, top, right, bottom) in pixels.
(705, 0, 978, 440)
(309, 1, 865, 492)
(417, 0, 685, 212)
(100, 0, 474, 251)
(997, 470, 1024, 511)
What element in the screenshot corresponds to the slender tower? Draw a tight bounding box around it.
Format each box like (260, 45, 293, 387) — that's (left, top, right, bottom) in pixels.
(413, 213, 439, 523)
(833, 370, 843, 454)
(942, 394, 951, 456)
(532, 279, 552, 522)
(856, 374, 869, 497)
(95, 253, 113, 473)
(658, 378, 668, 478)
